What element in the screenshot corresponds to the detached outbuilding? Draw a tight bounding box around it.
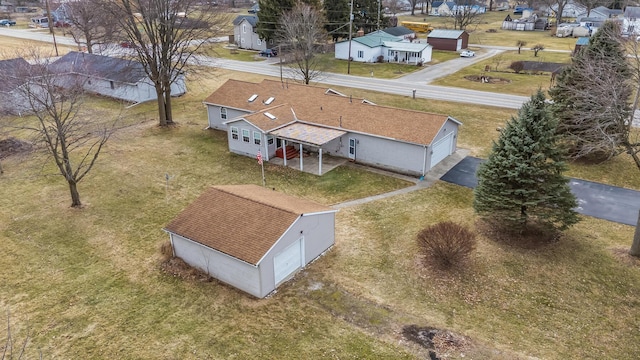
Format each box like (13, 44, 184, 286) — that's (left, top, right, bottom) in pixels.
(427, 29, 469, 51)
(164, 185, 337, 298)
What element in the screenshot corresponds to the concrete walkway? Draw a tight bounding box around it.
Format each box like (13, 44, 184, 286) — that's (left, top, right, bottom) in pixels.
(331, 148, 470, 209)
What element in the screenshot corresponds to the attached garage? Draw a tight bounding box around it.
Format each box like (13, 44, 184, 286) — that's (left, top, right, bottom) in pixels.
(427, 29, 469, 51)
(164, 184, 337, 298)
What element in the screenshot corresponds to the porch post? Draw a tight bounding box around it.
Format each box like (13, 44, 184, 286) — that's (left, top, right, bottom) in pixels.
(283, 140, 287, 167)
(318, 148, 323, 175)
(299, 144, 303, 170)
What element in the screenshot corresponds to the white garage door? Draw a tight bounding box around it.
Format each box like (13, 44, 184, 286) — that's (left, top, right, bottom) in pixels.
(274, 238, 303, 285)
(430, 133, 454, 168)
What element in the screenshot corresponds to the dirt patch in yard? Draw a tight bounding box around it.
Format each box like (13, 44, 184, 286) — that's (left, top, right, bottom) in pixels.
(160, 257, 213, 282)
(0, 137, 33, 159)
(402, 325, 471, 359)
(464, 75, 511, 84)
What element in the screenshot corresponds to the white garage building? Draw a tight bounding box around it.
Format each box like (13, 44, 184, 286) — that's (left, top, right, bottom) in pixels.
(164, 185, 337, 298)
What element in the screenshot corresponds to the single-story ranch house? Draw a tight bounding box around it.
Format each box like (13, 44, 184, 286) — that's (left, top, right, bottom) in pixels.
(164, 184, 337, 298)
(203, 79, 461, 177)
(335, 31, 432, 64)
(49, 52, 187, 104)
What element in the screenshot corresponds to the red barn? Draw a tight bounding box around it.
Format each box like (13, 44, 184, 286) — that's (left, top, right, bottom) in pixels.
(427, 29, 469, 51)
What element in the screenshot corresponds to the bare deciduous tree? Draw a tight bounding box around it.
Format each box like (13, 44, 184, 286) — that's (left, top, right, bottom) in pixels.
(630, 210, 640, 257)
(545, 0, 569, 25)
(532, 43, 544, 56)
(448, 0, 484, 30)
(66, 0, 118, 54)
(516, 40, 527, 54)
(108, 0, 225, 126)
(277, 4, 328, 85)
(622, 37, 640, 170)
(1, 52, 118, 207)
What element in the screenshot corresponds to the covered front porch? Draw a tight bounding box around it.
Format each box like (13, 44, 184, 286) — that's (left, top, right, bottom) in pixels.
(268, 123, 347, 176)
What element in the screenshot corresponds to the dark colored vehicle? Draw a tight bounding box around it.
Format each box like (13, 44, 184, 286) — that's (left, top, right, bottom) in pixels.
(248, 4, 259, 13)
(0, 19, 17, 26)
(259, 48, 277, 57)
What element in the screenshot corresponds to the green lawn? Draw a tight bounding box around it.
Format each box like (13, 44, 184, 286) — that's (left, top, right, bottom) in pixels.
(1, 68, 639, 359)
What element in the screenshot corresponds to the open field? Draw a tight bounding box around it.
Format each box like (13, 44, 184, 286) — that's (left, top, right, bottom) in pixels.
(2, 67, 640, 359)
(0, 35, 76, 59)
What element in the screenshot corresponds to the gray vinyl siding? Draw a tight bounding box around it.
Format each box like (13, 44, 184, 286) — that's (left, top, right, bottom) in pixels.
(170, 233, 262, 297)
(227, 120, 264, 158)
(256, 213, 335, 298)
(431, 119, 459, 144)
(234, 19, 267, 51)
(206, 105, 250, 130)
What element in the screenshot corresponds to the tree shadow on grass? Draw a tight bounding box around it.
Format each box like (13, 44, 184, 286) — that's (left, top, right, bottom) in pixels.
(475, 219, 561, 250)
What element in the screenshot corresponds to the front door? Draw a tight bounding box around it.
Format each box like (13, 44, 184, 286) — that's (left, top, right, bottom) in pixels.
(348, 138, 356, 160)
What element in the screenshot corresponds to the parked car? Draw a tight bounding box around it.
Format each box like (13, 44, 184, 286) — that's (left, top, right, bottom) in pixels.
(248, 4, 259, 13)
(0, 19, 17, 26)
(259, 48, 278, 57)
(460, 50, 475, 57)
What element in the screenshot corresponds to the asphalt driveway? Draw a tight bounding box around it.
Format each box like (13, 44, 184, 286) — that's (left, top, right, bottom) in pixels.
(441, 157, 640, 226)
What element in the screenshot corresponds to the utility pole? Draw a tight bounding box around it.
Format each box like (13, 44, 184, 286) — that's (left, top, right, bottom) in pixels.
(45, 0, 58, 56)
(377, 0, 381, 31)
(347, 0, 354, 74)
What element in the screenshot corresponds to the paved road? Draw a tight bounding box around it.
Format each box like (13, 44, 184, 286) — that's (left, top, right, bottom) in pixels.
(1, 27, 530, 109)
(441, 157, 640, 226)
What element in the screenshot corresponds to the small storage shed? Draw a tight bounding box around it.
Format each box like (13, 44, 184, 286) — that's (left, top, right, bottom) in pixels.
(164, 185, 337, 298)
(427, 29, 469, 51)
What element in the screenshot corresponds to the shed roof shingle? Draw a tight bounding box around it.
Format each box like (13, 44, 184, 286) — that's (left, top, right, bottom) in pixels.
(164, 185, 333, 265)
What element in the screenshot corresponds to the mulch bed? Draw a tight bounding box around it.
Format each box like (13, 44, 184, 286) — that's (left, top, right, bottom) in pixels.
(464, 75, 511, 84)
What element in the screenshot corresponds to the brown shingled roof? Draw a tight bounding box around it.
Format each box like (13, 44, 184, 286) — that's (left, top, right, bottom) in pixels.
(207, 79, 456, 146)
(164, 185, 334, 265)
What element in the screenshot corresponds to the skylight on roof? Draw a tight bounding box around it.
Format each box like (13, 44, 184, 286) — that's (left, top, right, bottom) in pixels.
(264, 97, 275, 105)
(361, 99, 376, 105)
(264, 112, 276, 120)
(248, 94, 258, 102)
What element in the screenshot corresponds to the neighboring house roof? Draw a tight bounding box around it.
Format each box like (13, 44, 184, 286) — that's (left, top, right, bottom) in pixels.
(428, 29, 466, 39)
(49, 52, 147, 84)
(164, 185, 333, 265)
(232, 15, 258, 27)
(0, 58, 31, 93)
(352, 32, 399, 47)
(625, 7, 640, 18)
(383, 41, 430, 53)
(433, 1, 455, 8)
(381, 26, 414, 37)
(209, 79, 458, 146)
(592, 6, 623, 17)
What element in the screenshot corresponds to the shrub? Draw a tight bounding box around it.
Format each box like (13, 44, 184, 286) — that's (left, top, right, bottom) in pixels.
(376, 55, 384, 63)
(417, 222, 476, 269)
(509, 61, 525, 74)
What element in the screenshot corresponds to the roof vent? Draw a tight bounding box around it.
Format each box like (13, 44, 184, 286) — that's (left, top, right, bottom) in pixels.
(264, 112, 276, 120)
(264, 97, 275, 105)
(248, 94, 258, 102)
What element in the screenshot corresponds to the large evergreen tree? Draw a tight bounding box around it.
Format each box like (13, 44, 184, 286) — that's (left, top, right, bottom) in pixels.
(257, 0, 319, 43)
(353, 0, 387, 34)
(323, 0, 349, 41)
(474, 90, 579, 233)
(548, 21, 632, 160)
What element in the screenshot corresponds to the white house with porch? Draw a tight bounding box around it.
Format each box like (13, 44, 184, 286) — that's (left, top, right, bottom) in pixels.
(334, 31, 432, 64)
(203, 79, 461, 177)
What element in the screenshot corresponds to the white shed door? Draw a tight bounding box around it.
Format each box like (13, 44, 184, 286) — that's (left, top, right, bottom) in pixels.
(456, 38, 462, 51)
(274, 238, 303, 285)
(430, 133, 454, 168)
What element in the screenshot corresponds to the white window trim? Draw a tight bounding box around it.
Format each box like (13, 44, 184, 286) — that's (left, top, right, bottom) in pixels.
(253, 131, 261, 145)
(220, 107, 227, 120)
(231, 126, 239, 140)
(242, 129, 250, 143)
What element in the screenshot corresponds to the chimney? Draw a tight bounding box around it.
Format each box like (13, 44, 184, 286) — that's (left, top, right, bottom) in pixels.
(356, 28, 365, 37)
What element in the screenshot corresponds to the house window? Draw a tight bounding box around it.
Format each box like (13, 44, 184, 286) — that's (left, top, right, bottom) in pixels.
(270, 39, 274, 44)
(220, 107, 227, 120)
(357, 50, 364, 58)
(110, 81, 114, 89)
(242, 129, 250, 143)
(231, 127, 239, 140)
(242, 24, 246, 33)
(257, 39, 261, 45)
(267, 136, 274, 145)
(253, 131, 261, 145)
